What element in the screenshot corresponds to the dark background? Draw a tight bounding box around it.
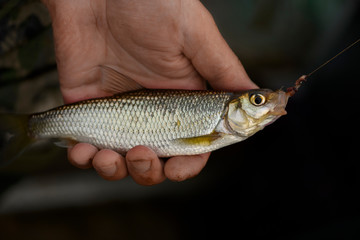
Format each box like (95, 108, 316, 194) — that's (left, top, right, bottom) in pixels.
(1, 0, 360, 239)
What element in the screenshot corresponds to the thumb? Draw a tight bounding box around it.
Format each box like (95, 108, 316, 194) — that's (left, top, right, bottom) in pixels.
(182, 1, 257, 91)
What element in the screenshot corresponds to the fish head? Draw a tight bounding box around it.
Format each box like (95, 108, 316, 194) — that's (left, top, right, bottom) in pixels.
(225, 89, 289, 137)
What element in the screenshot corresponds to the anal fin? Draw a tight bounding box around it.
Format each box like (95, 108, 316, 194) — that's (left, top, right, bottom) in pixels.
(53, 138, 78, 148)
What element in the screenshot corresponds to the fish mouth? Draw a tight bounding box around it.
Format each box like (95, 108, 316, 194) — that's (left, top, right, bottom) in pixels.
(270, 91, 289, 116)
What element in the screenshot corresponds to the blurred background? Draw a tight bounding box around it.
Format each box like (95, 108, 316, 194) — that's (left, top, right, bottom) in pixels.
(0, 0, 360, 239)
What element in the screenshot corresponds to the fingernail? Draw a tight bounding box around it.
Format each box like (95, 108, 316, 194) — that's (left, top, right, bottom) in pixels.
(129, 160, 151, 173)
(99, 165, 117, 177)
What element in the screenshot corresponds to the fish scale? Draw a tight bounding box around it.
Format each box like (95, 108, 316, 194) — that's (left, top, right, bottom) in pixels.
(28, 89, 232, 156)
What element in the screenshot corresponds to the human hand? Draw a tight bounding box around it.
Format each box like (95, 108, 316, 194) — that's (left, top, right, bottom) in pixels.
(43, 0, 257, 185)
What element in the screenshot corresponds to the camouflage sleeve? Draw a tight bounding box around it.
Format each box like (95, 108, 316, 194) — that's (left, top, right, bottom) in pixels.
(0, 0, 61, 113)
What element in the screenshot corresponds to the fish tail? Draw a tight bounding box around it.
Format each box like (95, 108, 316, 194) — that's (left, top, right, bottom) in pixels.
(0, 114, 33, 165)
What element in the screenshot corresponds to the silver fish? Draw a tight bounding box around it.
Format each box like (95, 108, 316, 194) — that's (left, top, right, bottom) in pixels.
(0, 88, 289, 163)
(2, 38, 359, 165)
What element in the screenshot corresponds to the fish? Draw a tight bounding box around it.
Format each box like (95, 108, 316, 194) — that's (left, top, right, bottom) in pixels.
(2, 37, 358, 165)
(0, 87, 289, 164)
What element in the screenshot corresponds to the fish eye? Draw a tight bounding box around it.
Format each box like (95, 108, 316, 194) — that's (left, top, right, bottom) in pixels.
(250, 93, 266, 106)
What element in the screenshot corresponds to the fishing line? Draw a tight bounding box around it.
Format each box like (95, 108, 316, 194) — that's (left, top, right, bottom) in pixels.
(287, 37, 360, 96)
(306, 38, 360, 79)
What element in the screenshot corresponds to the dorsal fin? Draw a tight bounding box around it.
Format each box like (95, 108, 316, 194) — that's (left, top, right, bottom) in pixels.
(100, 65, 143, 93)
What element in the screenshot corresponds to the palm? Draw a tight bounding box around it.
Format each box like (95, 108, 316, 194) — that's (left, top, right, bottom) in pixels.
(52, 0, 208, 103)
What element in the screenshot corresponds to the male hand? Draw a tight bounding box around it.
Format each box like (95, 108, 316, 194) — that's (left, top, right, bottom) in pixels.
(43, 0, 257, 185)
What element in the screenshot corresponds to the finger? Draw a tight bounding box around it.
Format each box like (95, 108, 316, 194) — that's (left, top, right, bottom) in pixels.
(183, 1, 258, 91)
(164, 152, 211, 182)
(93, 149, 128, 181)
(68, 143, 98, 169)
(126, 146, 166, 186)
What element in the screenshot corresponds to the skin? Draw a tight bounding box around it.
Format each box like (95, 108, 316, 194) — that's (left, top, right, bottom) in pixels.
(42, 0, 257, 185)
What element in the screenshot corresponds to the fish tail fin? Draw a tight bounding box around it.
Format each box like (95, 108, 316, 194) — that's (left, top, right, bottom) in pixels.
(0, 114, 33, 166)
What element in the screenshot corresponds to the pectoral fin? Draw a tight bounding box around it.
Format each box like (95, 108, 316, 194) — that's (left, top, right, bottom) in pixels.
(177, 132, 222, 146)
